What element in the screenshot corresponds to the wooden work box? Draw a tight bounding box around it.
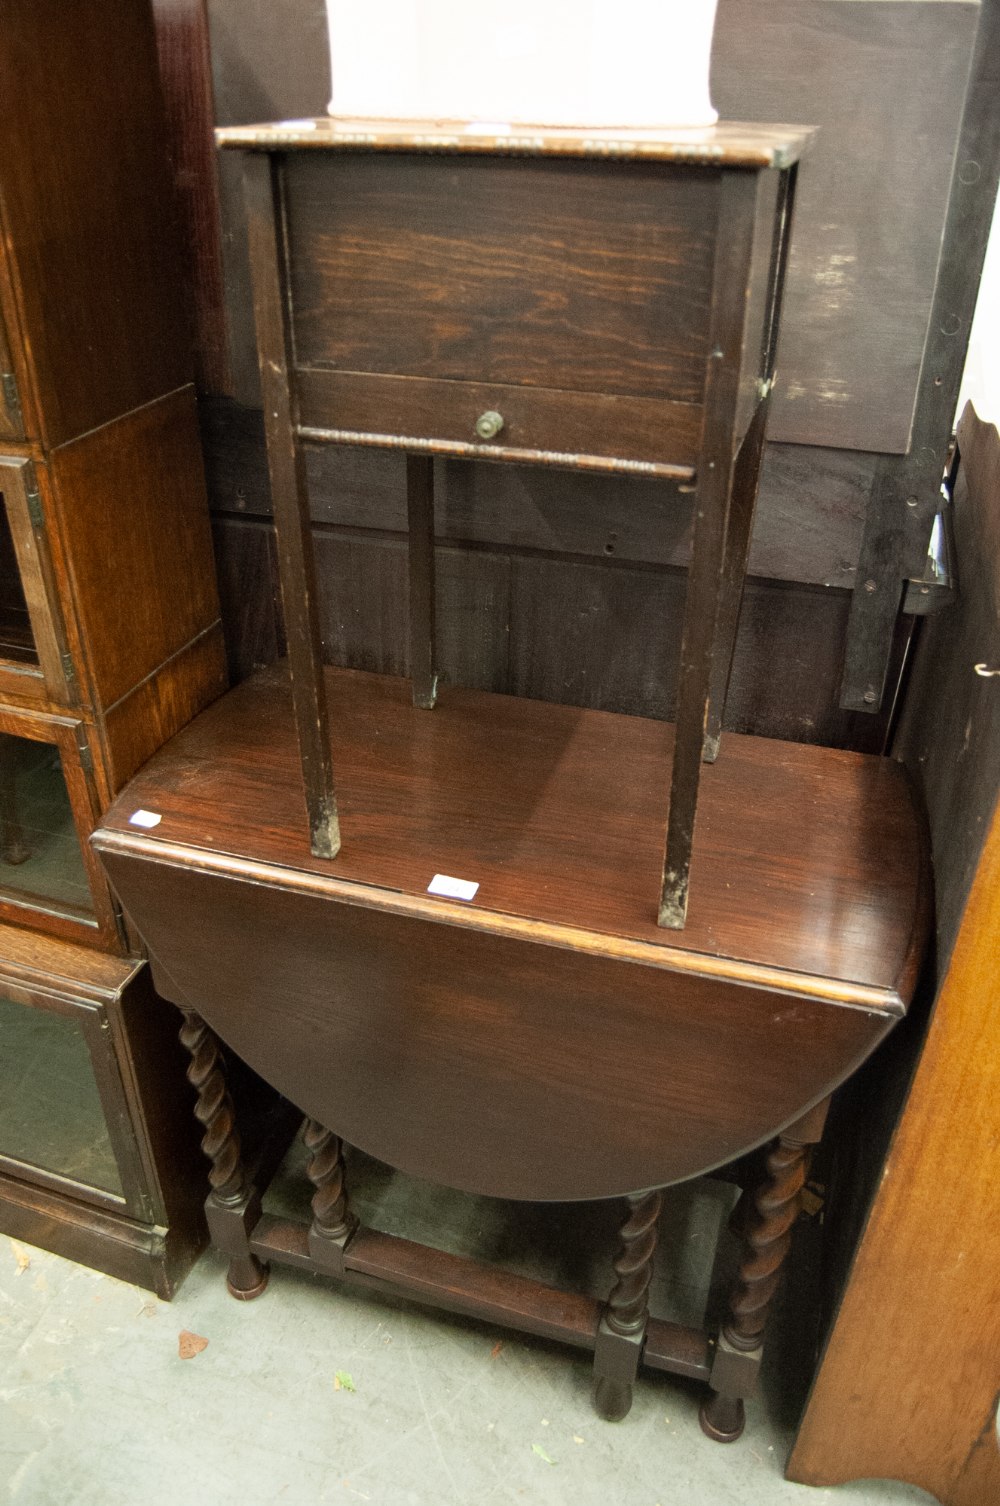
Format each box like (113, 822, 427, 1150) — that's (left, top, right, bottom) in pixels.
(219, 117, 811, 927)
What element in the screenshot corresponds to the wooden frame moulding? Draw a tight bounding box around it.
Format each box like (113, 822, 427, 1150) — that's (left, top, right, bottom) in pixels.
(0, 973, 152, 1219)
(0, 703, 121, 951)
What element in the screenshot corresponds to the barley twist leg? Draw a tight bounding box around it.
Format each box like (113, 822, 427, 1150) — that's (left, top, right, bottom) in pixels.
(178, 1009, 268, 1299)
(593, 1189, 663, 1422)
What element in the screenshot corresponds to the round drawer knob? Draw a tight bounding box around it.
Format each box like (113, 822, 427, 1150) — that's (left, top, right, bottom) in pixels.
(475, 410, 504, 441)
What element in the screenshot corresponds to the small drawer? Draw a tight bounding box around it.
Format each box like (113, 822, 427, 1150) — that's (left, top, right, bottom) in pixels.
(296, 367, 702, 476)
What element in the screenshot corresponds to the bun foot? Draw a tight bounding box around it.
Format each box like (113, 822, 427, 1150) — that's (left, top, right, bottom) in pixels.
(699, 1392, 745, 1443)
(593, 1377, 633, 1422)
(226, 1254, 269, 1301)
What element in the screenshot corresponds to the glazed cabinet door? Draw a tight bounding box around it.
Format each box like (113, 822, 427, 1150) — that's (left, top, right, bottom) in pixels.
(0, 706, 122, 950)
(0, 455, 73, 708)
(0, 981, 152, 1219)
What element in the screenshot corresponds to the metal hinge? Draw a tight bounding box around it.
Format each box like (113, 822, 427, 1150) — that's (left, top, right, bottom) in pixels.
(903, 493, 958, 616)
(26, 481, 44, 531)
(76, 734, 93, 774)
(61, 649, 77, 686)
(1, 371, 23, 427)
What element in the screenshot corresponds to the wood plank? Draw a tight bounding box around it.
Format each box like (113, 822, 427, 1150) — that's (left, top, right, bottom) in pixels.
(0, 0, 191, 446)
(100, 838, 900, 1197)
(152, 0, 231, 395)
(661, 170, 760, 927)
(240, 152, 340, 859)
(49, 389, 222, 713)
(296, 368, 701, 477)
(713, 0, 979, 453)
(284, 152, 717, 405)
(209, 514, 903, 751)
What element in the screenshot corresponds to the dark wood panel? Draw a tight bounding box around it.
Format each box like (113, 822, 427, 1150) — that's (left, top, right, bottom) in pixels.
(210, 512, 900, 750)
(152, 0, 231, 395)
(285, 153, 716, 403)
(0, 0, 191, 446)
(100, 845, 894, 1200)
(50, 389, 223, 712)
(895, 403, 1000, 965)
(713, 0, 978, 453)
(211, 516, 285, 682)
(102, 626, 228, 793)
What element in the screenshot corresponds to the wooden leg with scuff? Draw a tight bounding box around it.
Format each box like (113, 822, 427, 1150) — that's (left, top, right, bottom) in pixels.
(700, 1098, 830, 1442)
(178, 1009, 269, 1300)
(304, 1119, 358, 1277)
(592, 1188, 662, 1422)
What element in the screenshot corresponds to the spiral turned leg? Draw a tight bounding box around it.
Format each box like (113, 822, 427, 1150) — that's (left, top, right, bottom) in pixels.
(593, 1189, 663, 1422)
(700, 1099, 829, 1443)
(304, 1119, 358, 1276)
(178, 1009, 268, 1300)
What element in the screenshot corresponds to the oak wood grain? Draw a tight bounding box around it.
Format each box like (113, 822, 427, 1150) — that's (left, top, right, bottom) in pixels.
(284, 152, 717, 406)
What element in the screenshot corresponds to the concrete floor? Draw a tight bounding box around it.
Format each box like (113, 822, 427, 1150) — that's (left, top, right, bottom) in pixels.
(1, 1157, 937, 1506)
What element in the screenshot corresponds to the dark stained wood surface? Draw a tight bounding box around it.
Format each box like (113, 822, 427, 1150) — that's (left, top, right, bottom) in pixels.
(278, 151, 718, 474)
(93, 657, 929, 1198)
(96, 663, 926, 1003)
(296, 370, 701, 478)
(96, 841, 900, 1200)
(660, 170, 761, 926)
(0, 0, 190, 448)
(219, 116, 815, 168)
(241, 152, 341, 860)
(152, 0, 231, 395)
(49, 388, 224, 715)
(284, 152, 711, 406)
(208, 506, 907, 754)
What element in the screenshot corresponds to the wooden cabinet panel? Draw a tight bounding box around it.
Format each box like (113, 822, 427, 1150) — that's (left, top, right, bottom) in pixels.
(713, 0, 979, 454)
(50, 388, 224, 714)
(0, 0, 190, 447)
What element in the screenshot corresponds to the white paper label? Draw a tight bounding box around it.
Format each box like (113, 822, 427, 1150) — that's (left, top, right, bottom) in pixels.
(427, 873, 479, 902)
(129, 809, 162, 829)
